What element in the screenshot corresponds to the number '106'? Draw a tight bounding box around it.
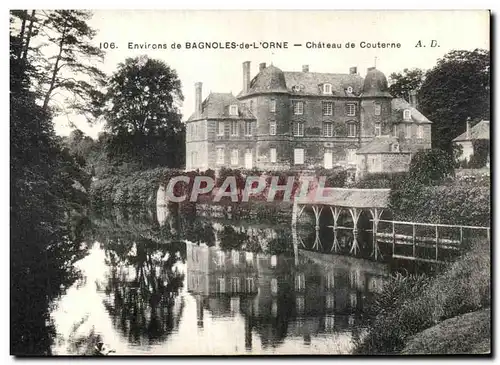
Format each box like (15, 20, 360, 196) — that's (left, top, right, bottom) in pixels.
(99, 42, 116, 49)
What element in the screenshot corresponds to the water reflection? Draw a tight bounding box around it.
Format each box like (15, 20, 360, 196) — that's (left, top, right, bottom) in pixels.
(49, 206, 388, 355)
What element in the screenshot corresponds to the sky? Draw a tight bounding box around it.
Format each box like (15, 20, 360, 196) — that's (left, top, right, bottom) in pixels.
(52, 10, 490, 138)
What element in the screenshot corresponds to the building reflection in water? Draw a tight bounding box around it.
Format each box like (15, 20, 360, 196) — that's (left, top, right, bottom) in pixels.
(186, 239, 388, 351)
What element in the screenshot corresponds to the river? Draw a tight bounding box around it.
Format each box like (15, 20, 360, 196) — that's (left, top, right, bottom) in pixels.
(46, 205, 389, 355)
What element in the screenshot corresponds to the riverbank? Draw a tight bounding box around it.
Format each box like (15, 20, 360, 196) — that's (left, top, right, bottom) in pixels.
(402, 308, 490, 354)
(353, 238, 490, 355)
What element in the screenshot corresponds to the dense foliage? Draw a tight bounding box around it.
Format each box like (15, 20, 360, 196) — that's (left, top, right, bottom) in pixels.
(418, 49, 490, 151)
(10, 11, 95, 355)
(90, 167, 349, 207)
(354, 239, 490, 354)
(101, 56, 185, 169)
(407, 149, 455, 185)
(389, 178, 490, 227)
(388, 68, 424, 100)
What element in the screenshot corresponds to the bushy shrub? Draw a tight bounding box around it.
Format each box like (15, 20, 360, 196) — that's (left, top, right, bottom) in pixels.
(389, 178, 490, 227)
(355, 172, 408, 189)
(468, 140, 490, 168)
(408, 149, 455, 185)
(354, 239, 490, 355)
(314, 168, 347, 187)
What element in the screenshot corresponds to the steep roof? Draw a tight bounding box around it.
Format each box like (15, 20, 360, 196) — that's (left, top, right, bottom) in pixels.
(237, 65, 364, 97)
(391, 98, 432, 124)
(356, 136, 412, 154)
(361, 67, 392, 98)
(283, 72, 364, 96)
(453, 120, 490, 142)
(296, 188, 390, 208)
(188, 93, 255, 121)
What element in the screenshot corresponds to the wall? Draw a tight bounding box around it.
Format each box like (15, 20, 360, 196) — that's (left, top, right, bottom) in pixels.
(456, 141, 474, 162)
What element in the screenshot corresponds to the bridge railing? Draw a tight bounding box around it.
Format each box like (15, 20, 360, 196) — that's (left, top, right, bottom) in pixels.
(374, 219, 490, 263)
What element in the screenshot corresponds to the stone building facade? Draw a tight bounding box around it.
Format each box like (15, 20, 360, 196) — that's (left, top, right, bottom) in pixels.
(185, 62, 432, 173)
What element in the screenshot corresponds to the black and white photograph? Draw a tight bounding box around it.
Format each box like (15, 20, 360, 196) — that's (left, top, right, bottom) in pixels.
(9, 9, 491, 356)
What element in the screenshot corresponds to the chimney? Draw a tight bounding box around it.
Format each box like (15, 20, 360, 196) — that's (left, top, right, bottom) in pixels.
(195, 82, 202, 115)
(242, 61, 251, 93)
(466, 118, 471, 139)
(259, 62, 266, 71)
(408, 90, 418, 108)
(302, 65, 309, 72)
(349, 66, 357, 75)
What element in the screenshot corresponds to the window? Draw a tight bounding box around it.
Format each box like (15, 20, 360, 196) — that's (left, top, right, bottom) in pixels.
(270, 148, 277, 163)
(346, 103, 356, 116)
(269, 121, 276, 135)
(324, 122, 333, 137)
(323, 83, 332, 94)
(232, 250, 240, 265)
(374, 103, 381, 116)
(417, 125, 424, 139)
(294, 122, 304, 137)
(245, 252, 253, 263)
(271, 255, 277, 267)
(326, 272, 335, 289)
(217, 251, 225, 267)
(405, 124, 412, 138)
(246, 277, 255, 292)
(293, 101, 304, 115)
(348, 123, 357, 137)
(217, 121, 224, 136)
(295, 273, 305, 290)
(230, 120, 238, 136)
(347, 148, 357, 164)
(393, 125, 398, 137)
(270, 99, 276, 112)
(347, 86, 353, 94)
(245, 121, 253, 136)
(294, 148, 304, 165)
(403, 109, 411, 121)
(271, 278, 278, 294)
(322, 101, 333, 116)
(216, 147, 224, 165)
(391, 143, 400, 152)
(229, 104, 238, 116)
(326, 294, 335, 310)
(193, 124, 198, 139)
(374, 123, 381, 136)
(231, 277, 241, 292)
(231, 149, 239, 165)
(217, 277, 226, 293)
(250, 100, 254, 113)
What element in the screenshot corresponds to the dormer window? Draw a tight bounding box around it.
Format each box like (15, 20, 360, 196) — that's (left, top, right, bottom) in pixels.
(323, 83, 332, 94)
(229, 104, 238, 116)
(391, 143, 400, 152)
(347, 86, 353, 94)
(403, 109, 411, 121)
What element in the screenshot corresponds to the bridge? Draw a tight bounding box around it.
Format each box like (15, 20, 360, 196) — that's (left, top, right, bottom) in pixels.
(291, 188, 490, 263)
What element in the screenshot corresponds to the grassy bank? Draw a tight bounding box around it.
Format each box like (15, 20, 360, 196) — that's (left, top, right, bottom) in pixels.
(354, 238, 490, 355)
(401, 308, 490, 354)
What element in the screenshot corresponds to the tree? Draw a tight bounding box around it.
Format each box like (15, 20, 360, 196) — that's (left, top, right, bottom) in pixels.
(407, 149, 455, 186)
(10, 11, 94, 355)
(388, 68, 425, 100)
(102, 55, 185, 169)
(418, 49, 490, 151)
(10, 10, 106, 119)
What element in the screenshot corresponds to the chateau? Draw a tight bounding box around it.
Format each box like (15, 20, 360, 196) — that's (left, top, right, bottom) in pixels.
(185, 61, 432, 176)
